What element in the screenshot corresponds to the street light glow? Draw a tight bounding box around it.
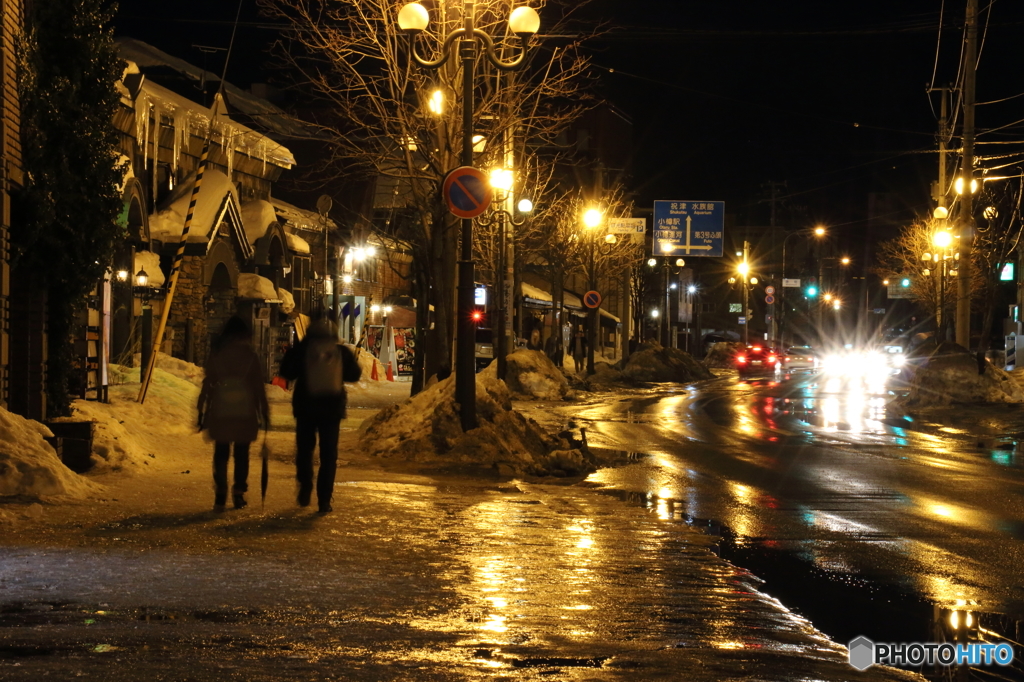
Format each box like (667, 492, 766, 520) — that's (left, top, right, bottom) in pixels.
(427, 89, 443, 115)
(954, 176, 978, 195)
(342, 274, 353, 284)
(647, 258, 657, 267)
(687, 285, 697, 294)
(660, 241, 675, 253)
(737, 262, 749, 277)
(397, 2, 429, 32)
(841, 256, 850, 265)
(489, 168, 514, 191)
(933, 230, 952, 248)
(651, 309, 659, 318)
(814, 226, 826, 236)
(517, 198, 533, 213)
(604, 234, 617, 244)
(675, 258, 685, 267)
(508, 5, 541, 35)
(582, 208, 602, 229)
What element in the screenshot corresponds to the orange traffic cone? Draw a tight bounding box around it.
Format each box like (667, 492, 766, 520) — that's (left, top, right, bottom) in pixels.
(385, 362, 395, 382)
(371, 360, 379, 381)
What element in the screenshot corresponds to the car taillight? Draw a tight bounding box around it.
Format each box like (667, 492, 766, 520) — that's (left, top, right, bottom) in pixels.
(768, 355, 776, 363)
(737, 356, 747, 364)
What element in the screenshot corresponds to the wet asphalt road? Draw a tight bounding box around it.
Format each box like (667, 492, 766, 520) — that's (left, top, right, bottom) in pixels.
(541, 365, 1024, 672)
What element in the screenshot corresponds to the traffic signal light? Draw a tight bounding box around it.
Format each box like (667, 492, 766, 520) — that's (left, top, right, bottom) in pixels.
(901, 278, 911, 288)
(805, 276, 818, 298)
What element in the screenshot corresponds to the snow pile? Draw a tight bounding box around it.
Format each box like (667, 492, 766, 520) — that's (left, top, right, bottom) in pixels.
(353, 346, 386, 383)
(133, 250, 165, 287)
(703, 341, 745, 369)
(902, 344, 1024, 406)
(0, 407, 96, 499)
(286, 233, 310, 254)
(499, 349, 568, 400)
(359, 372, 595, 476)
(587, 361, 626, 386)
(240, 198, 277, 245)
(277, 288, 295, 314)
(623, 341, 714, 383)
(237, 273, 278, 300)
(149, 168, 239, 244)
(73, 354, 204, 471)
(124, 352, 204, 388)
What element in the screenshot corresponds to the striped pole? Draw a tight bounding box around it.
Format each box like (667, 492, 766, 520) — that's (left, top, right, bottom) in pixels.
(137, 139, 211, 403)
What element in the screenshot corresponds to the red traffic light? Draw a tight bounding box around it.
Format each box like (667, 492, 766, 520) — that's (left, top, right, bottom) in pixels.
(471, 311, 483, 322)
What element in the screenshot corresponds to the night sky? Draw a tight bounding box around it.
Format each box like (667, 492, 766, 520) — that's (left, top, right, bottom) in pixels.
(113, 1, 1024, 243)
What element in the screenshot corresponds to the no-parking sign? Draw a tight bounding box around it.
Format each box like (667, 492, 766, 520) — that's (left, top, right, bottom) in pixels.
(443, 167, 492, 219)
(583, 290, 602, 308)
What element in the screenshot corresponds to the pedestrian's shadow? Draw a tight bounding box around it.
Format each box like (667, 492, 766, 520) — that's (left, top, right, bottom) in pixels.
(85, 510, 223, 536)
(214, 508, 321, 536)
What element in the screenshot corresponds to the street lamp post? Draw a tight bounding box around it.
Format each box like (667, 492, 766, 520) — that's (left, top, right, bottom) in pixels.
(397, 0, 540, 431)
(477, 169, 531, 380)
(134, 269, 151, 380)
(779, 226, 825, 347)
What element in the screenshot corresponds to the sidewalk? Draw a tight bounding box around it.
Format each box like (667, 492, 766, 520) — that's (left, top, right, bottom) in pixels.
(0, 377, 923, 680)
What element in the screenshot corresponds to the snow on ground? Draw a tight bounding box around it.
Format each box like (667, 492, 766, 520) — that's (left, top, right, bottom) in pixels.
(359, 369, 593, 477)
(0, 405, 98, 501)
(622, 341, 714, 383)
(900, 344, 1024, 407)
(703, 341, 745, 369)
(72, 354, 204, 472)
(502, 349, 568, 400)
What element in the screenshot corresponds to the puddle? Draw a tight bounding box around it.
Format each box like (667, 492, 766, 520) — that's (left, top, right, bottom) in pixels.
(597, 483, 1024, 680)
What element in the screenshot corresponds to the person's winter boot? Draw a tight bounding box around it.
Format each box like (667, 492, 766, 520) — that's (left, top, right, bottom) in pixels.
(318, 502, 333, 514)
(232, 490, 247, 510)
(297, 484, 312, 508)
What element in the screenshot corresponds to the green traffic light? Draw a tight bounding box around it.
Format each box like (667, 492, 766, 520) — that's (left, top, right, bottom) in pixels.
(901, 278, 910, 287)
(806, 286, 818, 297)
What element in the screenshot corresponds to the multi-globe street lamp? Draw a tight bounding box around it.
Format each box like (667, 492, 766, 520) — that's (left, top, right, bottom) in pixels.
(396, 0, 540, 430)
(582, 207, 617, 374)
(477, 167, 532, 380)
(922, 227, 958, 341)
(647, 249, 685, 347)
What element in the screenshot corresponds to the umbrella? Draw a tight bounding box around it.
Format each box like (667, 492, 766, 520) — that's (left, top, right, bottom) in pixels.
(260, 430, 270, 509)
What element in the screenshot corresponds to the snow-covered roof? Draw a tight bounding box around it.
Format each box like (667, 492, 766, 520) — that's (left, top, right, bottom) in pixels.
(240, 199, 277, 245)
(149, 168, 239, 244)
(277, 288, 295, 314)
(117, 38, 322, 143)
(133, 251, 165, 287)
(129, 77, 296, 170)
(286, 233, 311, 254)
(237, 273, 279, 301)
(271, 197, 336, 233)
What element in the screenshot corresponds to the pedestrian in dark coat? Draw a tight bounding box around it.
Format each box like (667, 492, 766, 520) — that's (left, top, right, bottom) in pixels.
(198, 316, 269, 512)
(278, 318, 361, 513)
(571, 328, 588, 373)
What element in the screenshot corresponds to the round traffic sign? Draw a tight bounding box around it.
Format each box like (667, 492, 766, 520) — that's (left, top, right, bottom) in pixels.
(443, 167, 492, 219)
(765, 285, 776, 295)
(583, 290, 602, 309)
(765, 295, 775, 304)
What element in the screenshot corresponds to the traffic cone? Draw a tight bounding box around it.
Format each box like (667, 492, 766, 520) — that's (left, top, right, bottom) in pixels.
(371, 360, 379, 381)
(385, 362, 395, 382)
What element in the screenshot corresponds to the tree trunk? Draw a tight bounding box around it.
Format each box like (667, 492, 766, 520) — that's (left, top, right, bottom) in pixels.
(552, 266, 565, 365)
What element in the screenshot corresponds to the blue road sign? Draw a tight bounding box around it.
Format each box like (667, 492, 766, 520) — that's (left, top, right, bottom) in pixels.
(653, 200, 724, 257)
(444, 167, 492, 219)
(583, 290, 602, 308)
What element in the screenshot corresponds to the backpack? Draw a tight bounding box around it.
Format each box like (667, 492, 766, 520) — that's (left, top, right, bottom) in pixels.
(305, 336, 344, 396)
(210, 357, 254, 421)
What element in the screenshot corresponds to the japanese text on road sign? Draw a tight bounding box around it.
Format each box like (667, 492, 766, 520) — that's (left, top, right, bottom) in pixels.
(653, 200, 724, 257)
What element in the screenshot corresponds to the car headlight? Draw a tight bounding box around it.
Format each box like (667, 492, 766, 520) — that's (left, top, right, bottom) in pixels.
(891, 354, 906, 368)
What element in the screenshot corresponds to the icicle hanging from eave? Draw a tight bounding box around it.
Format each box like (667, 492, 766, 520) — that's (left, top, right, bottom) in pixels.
(172, 109, 186, 176)
(134, 92, 148, 149)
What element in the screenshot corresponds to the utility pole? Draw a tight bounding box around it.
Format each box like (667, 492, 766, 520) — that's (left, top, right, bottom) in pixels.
(957, 0, 977, 349)
(742, 240, 750, 345)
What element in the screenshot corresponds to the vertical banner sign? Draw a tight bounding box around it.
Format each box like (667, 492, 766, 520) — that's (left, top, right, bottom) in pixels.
(653, 201, 725, 257)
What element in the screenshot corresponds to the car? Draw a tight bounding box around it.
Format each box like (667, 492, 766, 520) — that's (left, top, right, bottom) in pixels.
(736, 345, 781, 377)
(475, 328, 494, 371)
(782, 346, 818, 370)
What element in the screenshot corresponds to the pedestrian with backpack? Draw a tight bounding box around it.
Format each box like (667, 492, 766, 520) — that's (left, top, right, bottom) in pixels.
(198, 316, 270, 512)
(278, 316, 361, 513)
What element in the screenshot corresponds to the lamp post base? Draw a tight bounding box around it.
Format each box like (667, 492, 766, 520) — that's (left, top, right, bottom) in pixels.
(456, 258, 477, 431)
